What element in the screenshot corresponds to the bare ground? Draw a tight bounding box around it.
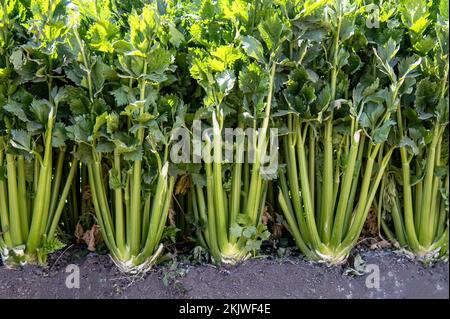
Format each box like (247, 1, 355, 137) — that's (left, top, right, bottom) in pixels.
(0, 247, 448, 299)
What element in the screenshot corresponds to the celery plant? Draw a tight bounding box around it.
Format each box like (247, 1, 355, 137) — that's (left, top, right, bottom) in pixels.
(66, 1, 181, 272)
(379, 0, 449, 259)
(276, 0, 419, 264)
(184, 0, 283, 263)
(0, 0, 77, 264)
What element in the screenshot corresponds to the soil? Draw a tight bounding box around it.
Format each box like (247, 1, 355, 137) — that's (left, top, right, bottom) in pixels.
(0, 246, 448, 299)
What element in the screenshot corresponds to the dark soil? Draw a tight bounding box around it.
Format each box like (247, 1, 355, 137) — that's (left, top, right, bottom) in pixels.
(0, 246, 448, 299)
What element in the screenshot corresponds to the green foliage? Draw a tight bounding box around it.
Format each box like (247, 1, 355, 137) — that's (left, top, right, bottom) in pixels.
(0, 0, 448, 271)
(0, 0, 78, 265)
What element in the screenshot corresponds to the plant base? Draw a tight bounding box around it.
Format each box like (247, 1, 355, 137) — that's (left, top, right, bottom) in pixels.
(110, 244, 165, 274)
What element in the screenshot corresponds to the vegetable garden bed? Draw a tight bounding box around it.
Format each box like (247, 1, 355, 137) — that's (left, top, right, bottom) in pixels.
(0, 0, 449, 301)
(0, 246, 448, 299)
